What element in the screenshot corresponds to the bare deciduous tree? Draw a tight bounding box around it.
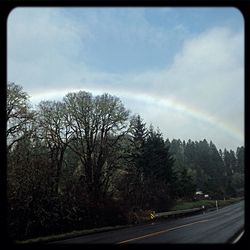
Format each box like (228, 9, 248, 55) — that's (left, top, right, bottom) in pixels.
(37, 100, 73, 194)
(63, 91, 130, 201)
(7, 82, 34, 152)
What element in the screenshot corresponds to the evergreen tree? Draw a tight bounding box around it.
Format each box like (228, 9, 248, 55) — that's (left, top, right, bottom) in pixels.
(174, 167, 196, 200)
(229, 150, 237, 174)
(205, 141, 225, 198)
(236, 146, 244, 174)
(129, 114, 148, 176)
(169, 139, 196, 199)
(169, 139, 185, 172)
(126, 114, 148, 208)
(143, 126, 174, 182)
(223, 149, 236, 197)
(142, 126, 175, 210)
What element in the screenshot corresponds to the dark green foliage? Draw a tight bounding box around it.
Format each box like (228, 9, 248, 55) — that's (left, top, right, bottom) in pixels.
(143, 126, 174, 183)
(7, 83, 244, 241)
(236, 146, 244, 174)
(169, 139, 196, 200)
(169, 138, 244, 200)
(118, 115, 148, 209)
(129, 115, 148, 176)
(141, 126, 175, 211)
(173, 167, 196, 200)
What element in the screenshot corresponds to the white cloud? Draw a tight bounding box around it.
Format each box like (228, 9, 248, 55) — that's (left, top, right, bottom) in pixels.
(7, 8, 244, 150)
(8, 8, 89, 90)
(80, 26, 244, 149)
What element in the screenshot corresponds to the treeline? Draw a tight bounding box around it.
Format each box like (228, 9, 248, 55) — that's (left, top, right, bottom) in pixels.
(6, 83, 244, 241)
(167, 139, 244, 200)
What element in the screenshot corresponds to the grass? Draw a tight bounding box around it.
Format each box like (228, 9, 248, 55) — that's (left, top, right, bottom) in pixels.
(171, 197, 243, 211)
(15, 224, 131, 244)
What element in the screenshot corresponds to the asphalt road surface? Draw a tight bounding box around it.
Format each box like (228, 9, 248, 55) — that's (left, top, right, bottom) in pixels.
(52, 200, 244, 244)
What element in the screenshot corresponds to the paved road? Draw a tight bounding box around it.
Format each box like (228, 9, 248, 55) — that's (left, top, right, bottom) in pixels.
(52, 200, 244, 244)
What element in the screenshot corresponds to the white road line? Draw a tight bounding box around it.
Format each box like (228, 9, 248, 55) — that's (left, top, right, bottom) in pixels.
(233, 230, 244, 244)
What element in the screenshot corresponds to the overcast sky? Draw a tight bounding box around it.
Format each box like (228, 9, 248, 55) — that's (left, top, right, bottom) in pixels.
(7, 7, 244, 151)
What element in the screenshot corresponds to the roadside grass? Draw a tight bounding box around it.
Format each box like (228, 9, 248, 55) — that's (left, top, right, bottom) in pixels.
(15, 224, 131, 244)
(171, 197, 243, 211)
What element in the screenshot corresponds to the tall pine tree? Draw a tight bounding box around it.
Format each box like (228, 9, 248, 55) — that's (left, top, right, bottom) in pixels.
(142, 126, 175, 211)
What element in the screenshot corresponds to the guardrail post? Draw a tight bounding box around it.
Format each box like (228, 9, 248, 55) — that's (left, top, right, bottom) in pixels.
(202, 205, 205, 214)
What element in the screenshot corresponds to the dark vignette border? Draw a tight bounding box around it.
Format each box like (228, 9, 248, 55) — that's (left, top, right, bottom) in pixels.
(0, 0, 249, 249)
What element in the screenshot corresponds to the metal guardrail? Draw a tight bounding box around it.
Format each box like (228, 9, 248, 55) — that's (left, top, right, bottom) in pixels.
(155, 207, 203, 218)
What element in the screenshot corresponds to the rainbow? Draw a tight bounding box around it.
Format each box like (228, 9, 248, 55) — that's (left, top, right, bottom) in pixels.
(119, 90, 243, 144)
(29, 87, 244, 145)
